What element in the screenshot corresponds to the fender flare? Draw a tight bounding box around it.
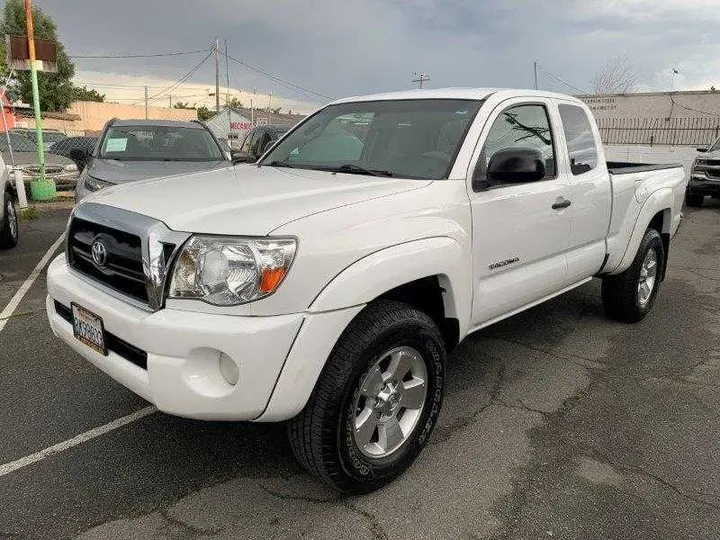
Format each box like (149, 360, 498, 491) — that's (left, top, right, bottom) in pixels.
(610, 188, 673, 275)
(309, 236, 472, 336)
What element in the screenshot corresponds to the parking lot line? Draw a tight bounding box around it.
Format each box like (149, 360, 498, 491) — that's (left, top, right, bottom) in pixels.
(0, 232, 66, 333)
(0, 406, 157, 478)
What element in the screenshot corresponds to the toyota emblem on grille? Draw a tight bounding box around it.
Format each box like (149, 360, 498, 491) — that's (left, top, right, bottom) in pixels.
(91, 239, 108, 268)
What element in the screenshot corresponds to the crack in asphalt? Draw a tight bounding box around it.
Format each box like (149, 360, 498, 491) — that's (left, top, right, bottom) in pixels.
(487, 335, 605, 371)
(592, 451, 720, 513)
(256, 484, 388, 540)
(158, 509, 224, 540)
(256, 483, 340, 504)
(431, 364, 506, 445)
(340, 501, 389, 540)
(496, 400, 550, 417)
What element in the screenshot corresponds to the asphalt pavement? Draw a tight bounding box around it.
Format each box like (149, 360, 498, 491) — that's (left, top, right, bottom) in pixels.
(0, 202, 718, 540)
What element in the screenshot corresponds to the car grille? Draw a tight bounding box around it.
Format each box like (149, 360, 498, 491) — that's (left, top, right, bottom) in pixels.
(67, 217, 151, 303)
(705, 161, 720, 179)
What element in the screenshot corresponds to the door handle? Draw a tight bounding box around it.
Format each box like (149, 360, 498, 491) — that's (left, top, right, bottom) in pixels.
(552, 198, 571, 210)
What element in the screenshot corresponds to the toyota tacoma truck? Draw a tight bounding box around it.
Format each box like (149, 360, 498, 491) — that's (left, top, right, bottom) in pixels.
(46, 89, 686, 493)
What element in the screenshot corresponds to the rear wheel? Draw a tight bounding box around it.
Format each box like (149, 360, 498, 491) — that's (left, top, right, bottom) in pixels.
(0, 191, 18, 250)
(686, 192, 704, 207)
(602, 228, 664, 323)
(288, 300, 446, 494)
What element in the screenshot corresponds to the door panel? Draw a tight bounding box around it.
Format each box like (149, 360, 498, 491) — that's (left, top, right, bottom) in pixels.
(556, 102, 612, 282)
(471, 180, 570, 323)
(468, 100, 571, 326)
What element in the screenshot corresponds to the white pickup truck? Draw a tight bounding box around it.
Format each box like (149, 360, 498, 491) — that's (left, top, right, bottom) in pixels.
(46, 88, 686, 493)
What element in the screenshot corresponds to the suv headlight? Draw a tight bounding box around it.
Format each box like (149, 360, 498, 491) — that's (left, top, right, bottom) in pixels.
(84, 176, 113, 192)
(64, 163, 78, 172)
(168, 236, 297, 306)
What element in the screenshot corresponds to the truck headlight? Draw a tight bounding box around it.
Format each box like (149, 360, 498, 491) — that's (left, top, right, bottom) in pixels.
(84, 176, 113, 192)
(168, 236, 297, 306)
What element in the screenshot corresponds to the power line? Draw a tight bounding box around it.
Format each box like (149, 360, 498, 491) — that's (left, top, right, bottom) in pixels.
(70, 48, 209, 59)
(535, 63, 590, 95)
(143, 50, 214, 104)
(221, 50, 334, 102)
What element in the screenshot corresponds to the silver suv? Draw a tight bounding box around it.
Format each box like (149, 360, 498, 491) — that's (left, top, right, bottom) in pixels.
(0, 153, 19, 250)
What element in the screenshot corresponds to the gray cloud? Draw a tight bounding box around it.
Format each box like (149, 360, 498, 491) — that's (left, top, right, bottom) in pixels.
(38, 0, 720, 103)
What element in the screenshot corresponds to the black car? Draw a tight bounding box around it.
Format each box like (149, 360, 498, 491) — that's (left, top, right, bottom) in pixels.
(687, 138, 720, 207)
(48, 136, 98, 171)
(236, 125, 289, 162)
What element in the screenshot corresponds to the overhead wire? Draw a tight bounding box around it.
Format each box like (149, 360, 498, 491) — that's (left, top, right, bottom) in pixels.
(70, 49, 209, 59)
(142, 50, 214, 104)
(221, 50, 334, 102)
(535, 63, 590, 95)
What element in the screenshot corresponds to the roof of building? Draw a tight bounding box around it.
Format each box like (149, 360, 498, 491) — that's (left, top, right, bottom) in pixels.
(15, 108, 81, 121)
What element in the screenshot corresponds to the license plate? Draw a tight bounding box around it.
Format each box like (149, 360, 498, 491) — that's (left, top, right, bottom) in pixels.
(71, 303, 107, 355)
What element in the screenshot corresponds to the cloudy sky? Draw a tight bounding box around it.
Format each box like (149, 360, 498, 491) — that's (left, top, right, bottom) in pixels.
(33, 0, 720, 113)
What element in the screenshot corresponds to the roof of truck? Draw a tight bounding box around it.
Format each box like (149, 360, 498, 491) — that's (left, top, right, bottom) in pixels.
(331, 87, 584, 105)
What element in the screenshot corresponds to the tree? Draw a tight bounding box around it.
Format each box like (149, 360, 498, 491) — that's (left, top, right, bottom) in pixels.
(591, 54, 639, 95)
(173, 101, 195, 110)
(1, 0, 76, 111)
(196, 106, 213, 121)
(227, 96, 243, 110)
(71, 85, 104, 102)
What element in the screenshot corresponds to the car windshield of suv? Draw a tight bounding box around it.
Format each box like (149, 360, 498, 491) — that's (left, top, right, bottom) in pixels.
(99, 125, 225, 161)
(260, 99, 483, 179)
(0, 133, 38, 152)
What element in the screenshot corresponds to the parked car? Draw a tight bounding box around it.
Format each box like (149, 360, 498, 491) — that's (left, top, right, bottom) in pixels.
(0, 151, 18, 249)
(0, 132, 79, 190)
(74, 119, 230, 202)
(12, 128, 67, 150)
(234, 125, 290, 162)
(686, 138, 720, 207)
(46, 88, 686, 493)
(47, 136, 98, 172)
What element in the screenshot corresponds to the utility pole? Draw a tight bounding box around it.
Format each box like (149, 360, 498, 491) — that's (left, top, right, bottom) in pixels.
(534, 61, 538, 90)
(169, 94, 172, 108)
(224, 39, 230, 106)
(24, 0, 48, 192)
(268, 90, 273, 125)
(412, 72, 430, 89)
(144, 85, 148, 119)
(214, 38, 220, 112)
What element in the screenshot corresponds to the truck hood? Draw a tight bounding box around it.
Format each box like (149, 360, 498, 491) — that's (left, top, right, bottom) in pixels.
(85, 158, 229, 185)
(86, 165, 432, 236)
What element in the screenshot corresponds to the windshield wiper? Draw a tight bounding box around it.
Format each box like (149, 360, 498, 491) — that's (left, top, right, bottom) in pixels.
(330, 164, 394, 177)
(266, 160, 297, 168)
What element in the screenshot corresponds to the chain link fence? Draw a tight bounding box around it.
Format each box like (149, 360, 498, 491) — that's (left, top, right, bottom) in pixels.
(597, 117, 720, 147)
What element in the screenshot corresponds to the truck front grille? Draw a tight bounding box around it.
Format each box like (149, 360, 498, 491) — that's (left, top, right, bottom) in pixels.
(67, 217, 150, 303)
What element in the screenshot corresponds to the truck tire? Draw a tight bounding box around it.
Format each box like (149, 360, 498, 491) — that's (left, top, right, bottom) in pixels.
(0, 191, 19, 250)
(602, 228, 664, 323)
(288, 299, 446, 494)
(686, 192, 704, 208)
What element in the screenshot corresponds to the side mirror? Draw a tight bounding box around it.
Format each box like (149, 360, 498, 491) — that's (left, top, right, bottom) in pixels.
(231, 150, 256, 164)
(485, 148, 545, 186)
(69, 148, 91, 171)
(697, 147, 708, 153)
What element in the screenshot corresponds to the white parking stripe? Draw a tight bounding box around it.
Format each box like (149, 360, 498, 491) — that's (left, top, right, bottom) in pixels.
(0, 232, 65, 333)
(0, 406, 157, 478)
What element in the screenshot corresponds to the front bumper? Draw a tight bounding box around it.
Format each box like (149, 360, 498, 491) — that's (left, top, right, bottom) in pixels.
(688, 176, 720, 197)
(47, 254, 326, 421)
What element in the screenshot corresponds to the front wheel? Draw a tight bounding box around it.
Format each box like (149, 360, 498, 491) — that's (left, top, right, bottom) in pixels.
(602, 228, 664, 323)
(0, 191, 18, 250)
(288, 300, 446, 494)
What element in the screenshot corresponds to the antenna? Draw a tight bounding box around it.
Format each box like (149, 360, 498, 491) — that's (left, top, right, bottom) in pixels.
(412, 72, 431, 89)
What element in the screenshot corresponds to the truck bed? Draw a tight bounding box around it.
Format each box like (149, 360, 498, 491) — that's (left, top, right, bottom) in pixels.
(607, 161, 684, 175)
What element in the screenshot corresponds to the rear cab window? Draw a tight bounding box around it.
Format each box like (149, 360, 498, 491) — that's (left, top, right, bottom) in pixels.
(558, 104, 599, 175)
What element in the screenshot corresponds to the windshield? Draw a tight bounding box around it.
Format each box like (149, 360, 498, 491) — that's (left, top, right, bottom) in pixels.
(99, 125, 225, 161)
(0, 133, 38, 152)
(260, 99, 482, 179)
(710, 138, 720, 152)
